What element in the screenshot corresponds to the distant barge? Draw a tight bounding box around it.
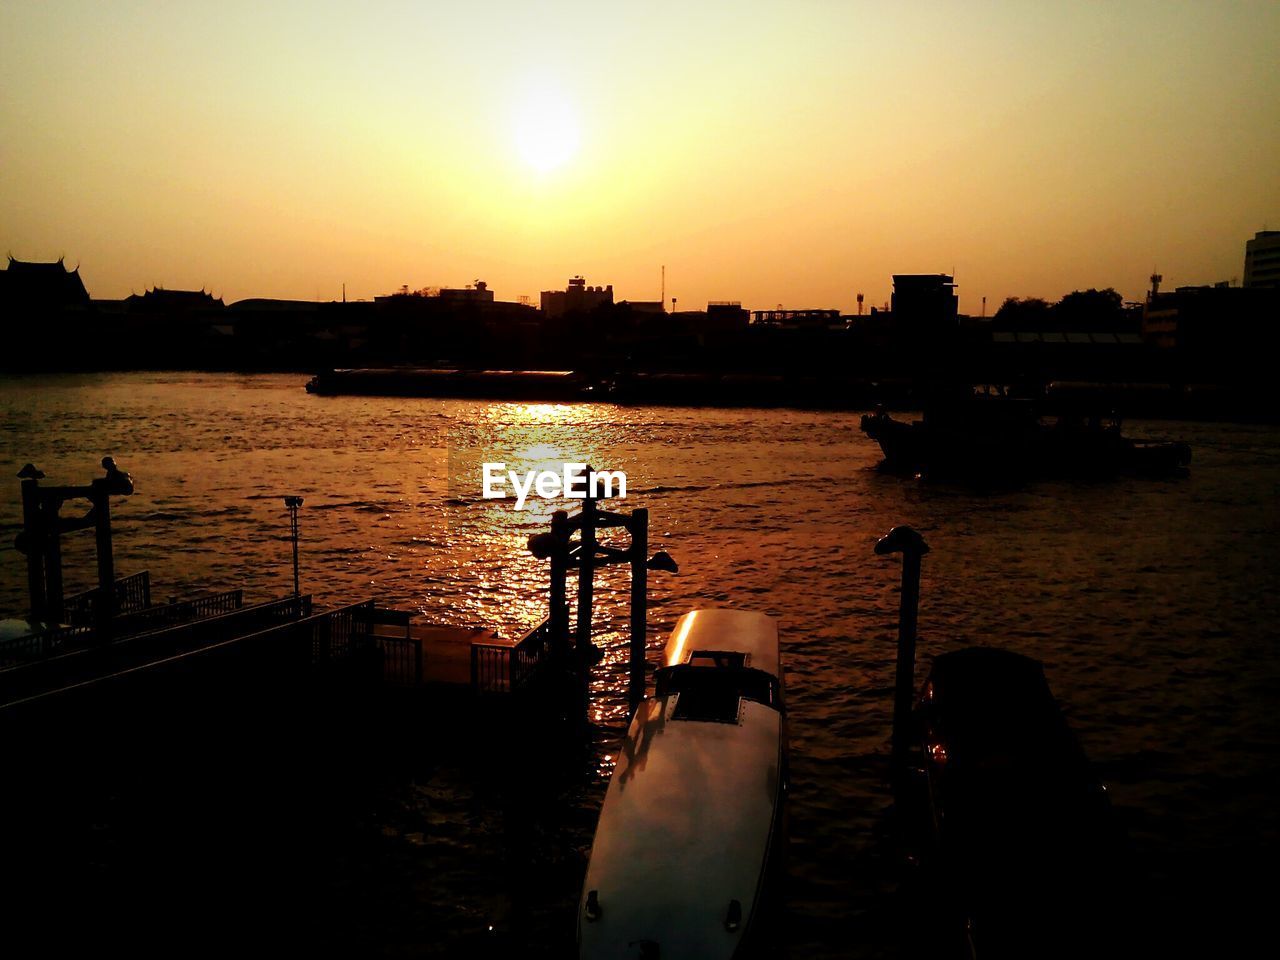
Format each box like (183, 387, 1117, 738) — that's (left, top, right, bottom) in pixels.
(306, 368, 588, 401)
(306, 367, 871, 408)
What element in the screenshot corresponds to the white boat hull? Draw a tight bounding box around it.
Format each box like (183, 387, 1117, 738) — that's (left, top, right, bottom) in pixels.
(579, 609, 786, 960)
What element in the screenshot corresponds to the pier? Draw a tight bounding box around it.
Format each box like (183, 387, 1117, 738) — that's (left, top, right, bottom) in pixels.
(0, 457, 680, 955)
(2, 460, 674, 738)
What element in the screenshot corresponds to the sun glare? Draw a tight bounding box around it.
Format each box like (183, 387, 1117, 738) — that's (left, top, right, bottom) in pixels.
(513, 91, 580, 173)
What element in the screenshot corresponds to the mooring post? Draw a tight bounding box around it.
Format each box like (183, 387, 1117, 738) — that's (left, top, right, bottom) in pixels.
(20, 475, 47, 622)
(45, 501, 66, 625)
(92, 458, 133, 633)
(875, 525, 930, 789)
(576, 479, 597, 658)
(549, 510, 570, 654)
(92, 489, 115, 624)
(628, 508, 649, 712)
(575, 482, 600, 738)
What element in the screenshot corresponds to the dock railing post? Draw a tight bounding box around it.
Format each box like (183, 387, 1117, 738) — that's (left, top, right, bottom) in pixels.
(875, 525, 930, 795)
(628, 508, 649, 712)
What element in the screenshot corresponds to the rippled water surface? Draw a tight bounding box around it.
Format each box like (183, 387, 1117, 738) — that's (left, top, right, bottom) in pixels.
(2, 372, 1278, 957)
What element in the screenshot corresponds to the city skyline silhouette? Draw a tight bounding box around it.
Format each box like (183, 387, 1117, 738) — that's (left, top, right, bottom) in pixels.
(3, 1, 1277, 315)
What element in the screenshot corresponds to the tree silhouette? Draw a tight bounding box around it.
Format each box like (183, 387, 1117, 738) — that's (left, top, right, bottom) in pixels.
(1054, 288, 1125, 332)
(992, 296, 1052, 330)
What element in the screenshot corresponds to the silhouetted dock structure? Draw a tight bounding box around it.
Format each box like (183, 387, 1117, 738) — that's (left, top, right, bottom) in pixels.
(2, 460, 671, 743)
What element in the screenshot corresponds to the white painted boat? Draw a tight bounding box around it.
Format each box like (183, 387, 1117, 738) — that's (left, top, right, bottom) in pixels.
(578, 608, 787, 960)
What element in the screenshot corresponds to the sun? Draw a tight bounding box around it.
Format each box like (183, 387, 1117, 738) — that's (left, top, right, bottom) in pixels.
(513, 90, 580, 173)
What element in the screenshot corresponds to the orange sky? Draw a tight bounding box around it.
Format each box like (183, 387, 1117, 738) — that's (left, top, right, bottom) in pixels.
(3, 1, 1277, 315)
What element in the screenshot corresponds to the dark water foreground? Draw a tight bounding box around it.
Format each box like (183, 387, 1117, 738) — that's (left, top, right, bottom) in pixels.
(1, 372, 1278, 957)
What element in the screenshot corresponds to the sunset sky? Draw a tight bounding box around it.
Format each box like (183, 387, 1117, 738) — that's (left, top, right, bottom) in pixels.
(3, 1, 1277, 314)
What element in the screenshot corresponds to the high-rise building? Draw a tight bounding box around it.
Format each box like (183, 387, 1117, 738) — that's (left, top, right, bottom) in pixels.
(540, 277, 614, 318)
(891, 274, 958, 330)
(1244, 231, 1280, 288)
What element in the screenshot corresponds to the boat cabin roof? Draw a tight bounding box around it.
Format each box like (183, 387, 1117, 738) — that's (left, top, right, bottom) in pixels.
(662, 609, 780, 681)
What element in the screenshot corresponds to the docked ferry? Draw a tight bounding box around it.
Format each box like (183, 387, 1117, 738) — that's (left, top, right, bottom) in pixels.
(578, 609, 787, 960)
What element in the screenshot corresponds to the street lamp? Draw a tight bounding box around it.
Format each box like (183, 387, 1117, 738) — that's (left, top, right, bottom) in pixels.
(283, 496, 303, 598)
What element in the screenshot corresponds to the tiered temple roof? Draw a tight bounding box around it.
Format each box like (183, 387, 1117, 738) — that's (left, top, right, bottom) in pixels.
(0, 256, 91, 309)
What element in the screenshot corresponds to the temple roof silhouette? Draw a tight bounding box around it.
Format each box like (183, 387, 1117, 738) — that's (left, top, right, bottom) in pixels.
(1, 256, 90, 308)
(124, 287, 224, 311)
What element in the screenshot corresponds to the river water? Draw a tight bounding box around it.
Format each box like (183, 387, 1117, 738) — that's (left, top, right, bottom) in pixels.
(1, 372, 1277, 957)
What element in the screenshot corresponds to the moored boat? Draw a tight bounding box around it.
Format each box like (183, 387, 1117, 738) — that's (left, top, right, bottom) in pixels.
(578, 609, 787, 960)
(914, 648, 1124, 957)
(860, 390, 1191, 481)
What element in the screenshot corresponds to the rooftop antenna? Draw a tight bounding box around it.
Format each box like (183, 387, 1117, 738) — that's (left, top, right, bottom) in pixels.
(661, 265, 665, 312)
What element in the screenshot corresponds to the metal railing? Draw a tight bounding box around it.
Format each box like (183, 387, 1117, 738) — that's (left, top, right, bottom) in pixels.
(0, 601, 381, 719)
(0, 594, 311, 707)
(224, 600, 378, 674)
(470, 641, 509, 693)
(309, 601, 367, 664)
(65, 570, 151, 622)
(353, 607, 423, 686)
(470, 617, 553, 694)
(0, 623, 93, 668)
(111, 588, 244, 636)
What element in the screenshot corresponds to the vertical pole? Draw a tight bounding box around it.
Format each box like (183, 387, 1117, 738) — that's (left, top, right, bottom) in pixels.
(576, 483, 597, 657)
(20, 478, 46, 622)
(628, 508, 649, 713)
(45, 501, 65, 625)
(549, 510, 570, 655)
(892, 548, 922, 774)
(874, 526, 930, 797)
(575, 485, 598, 736)
(283, 496, 303, 611)
(290, 502, 301, 598)
(92, 490, 114, 635)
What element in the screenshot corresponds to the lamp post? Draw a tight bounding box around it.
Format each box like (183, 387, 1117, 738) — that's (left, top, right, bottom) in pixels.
(284, 496, 303, 599)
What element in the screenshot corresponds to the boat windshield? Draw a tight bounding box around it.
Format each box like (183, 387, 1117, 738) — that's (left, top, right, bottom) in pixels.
(655, 663, 783, 723)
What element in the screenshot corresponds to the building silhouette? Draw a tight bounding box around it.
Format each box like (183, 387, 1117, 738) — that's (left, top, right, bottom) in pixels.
(750, 308, 842, 329)
(123, 287, 224, 312)
(1244, 231, 1280, 288)
(0, 256, 90, 314)
(891, 274, 958, 333)
(541, 276, 613, 318)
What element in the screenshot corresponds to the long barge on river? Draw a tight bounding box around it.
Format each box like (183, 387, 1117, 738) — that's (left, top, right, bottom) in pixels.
(305, 367, 874, 408)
